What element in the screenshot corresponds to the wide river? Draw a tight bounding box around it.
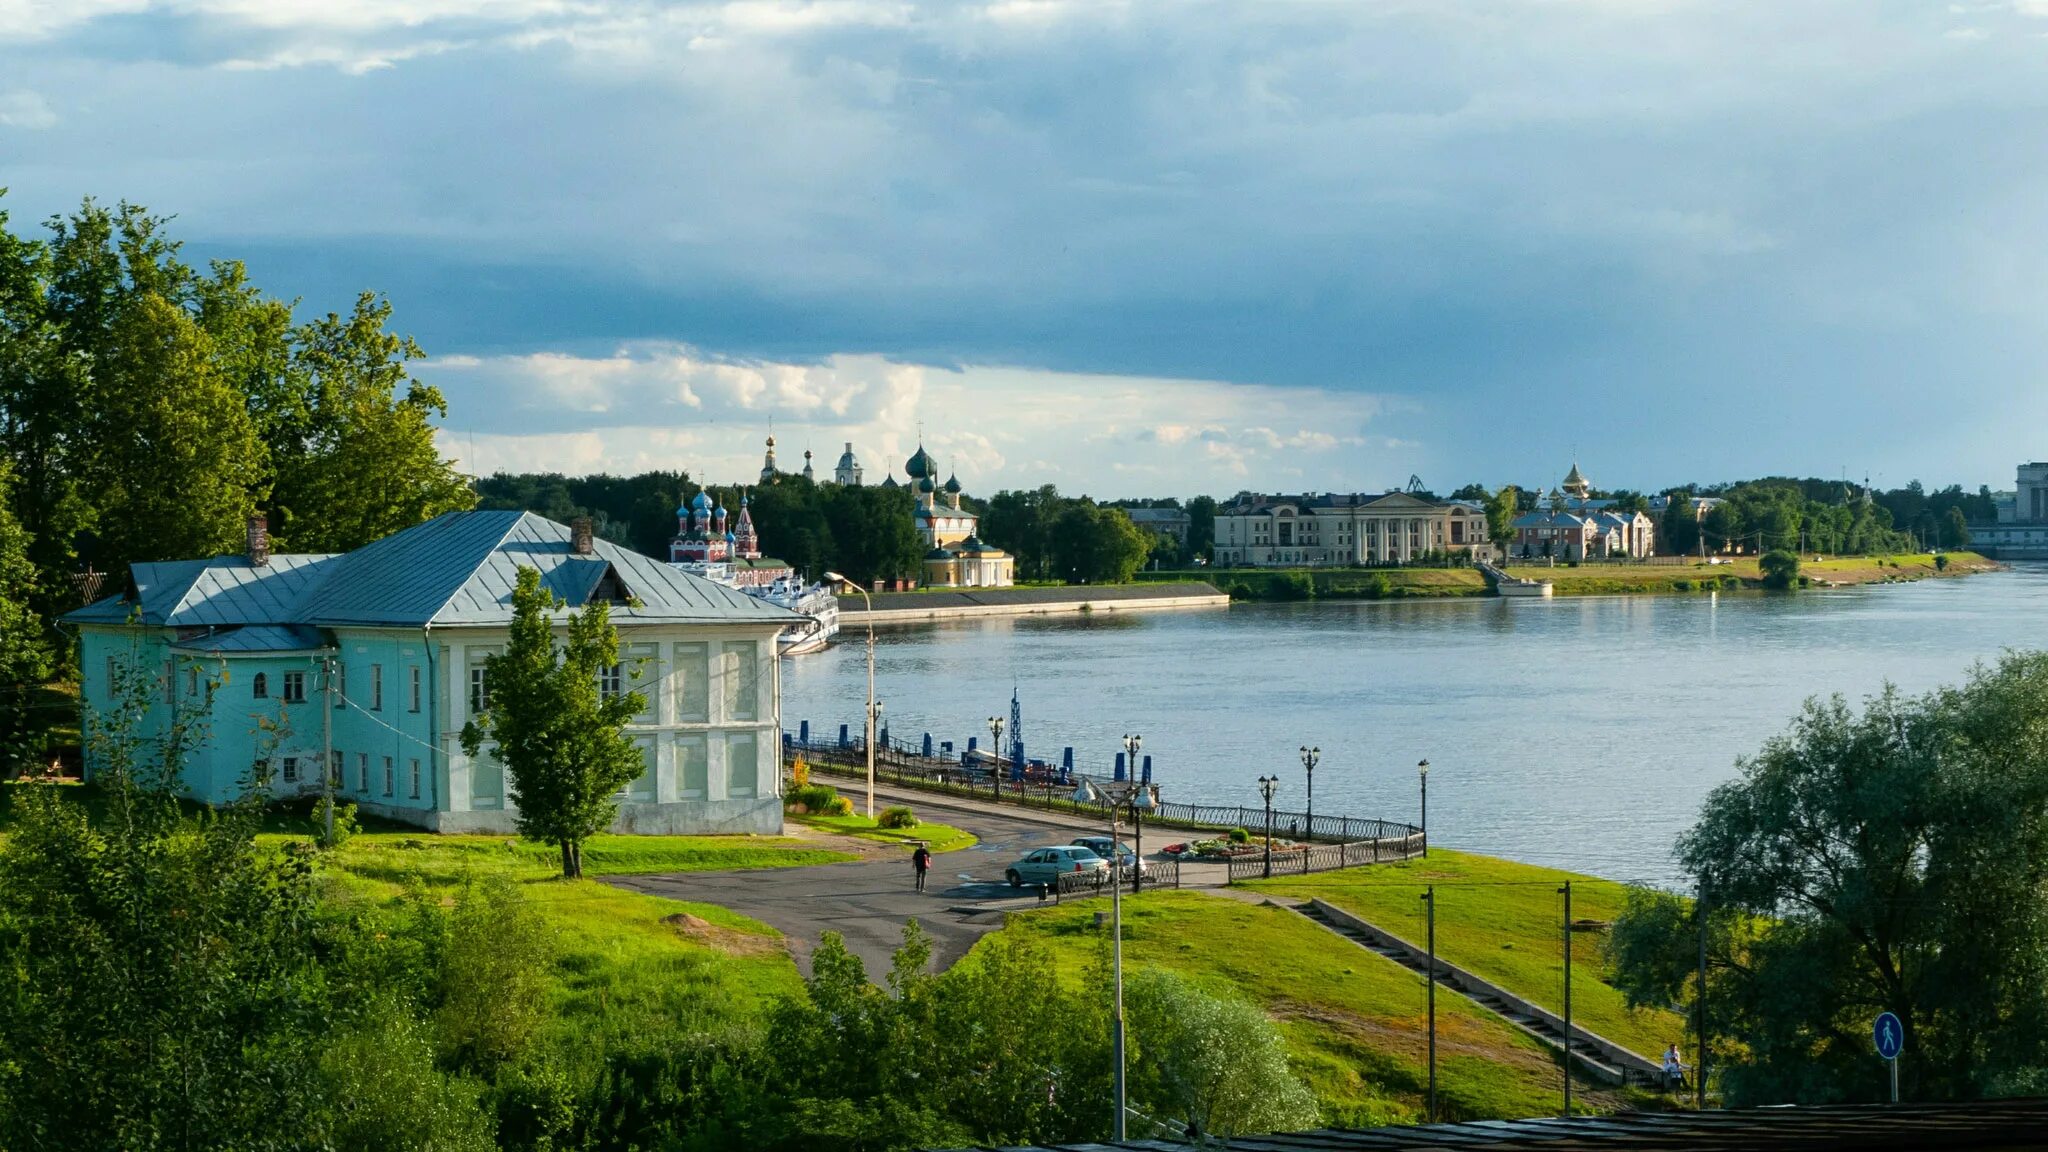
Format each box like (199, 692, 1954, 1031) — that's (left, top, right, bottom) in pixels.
(784, 566, 2048, 886)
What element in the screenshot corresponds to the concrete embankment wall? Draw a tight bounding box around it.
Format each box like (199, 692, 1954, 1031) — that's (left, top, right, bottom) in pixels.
(841, 581, 1228, 625)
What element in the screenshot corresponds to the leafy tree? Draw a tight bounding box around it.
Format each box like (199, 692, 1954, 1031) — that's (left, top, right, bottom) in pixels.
(1126, 969, 1319, 1140)
(1759, 549, 1800, 590)
(462, 566, 646, 878)
(1659, 491, 1701, 556)
(1483, 485, 1520, 553)
(1940, 506, 1970, 551)
(1610, 655, 2048, 1104)
(1184, 494, 1217, 563)
(268, 292, 475, 553)
(0, 463, 50, 775)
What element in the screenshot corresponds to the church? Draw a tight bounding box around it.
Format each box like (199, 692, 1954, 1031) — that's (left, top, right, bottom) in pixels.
(668, 489, 792, 589)
(902, 443, 1015, 588)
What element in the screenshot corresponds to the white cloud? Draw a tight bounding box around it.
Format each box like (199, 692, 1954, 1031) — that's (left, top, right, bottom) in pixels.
(0, 89, 54, 128)
(423, 345, 1409, 496)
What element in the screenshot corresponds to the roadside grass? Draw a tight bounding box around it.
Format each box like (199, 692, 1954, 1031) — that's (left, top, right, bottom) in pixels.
(1242, 850, 1685, 1061)
(793, 811, 977, 852)
(977, 889, 1608, 1125)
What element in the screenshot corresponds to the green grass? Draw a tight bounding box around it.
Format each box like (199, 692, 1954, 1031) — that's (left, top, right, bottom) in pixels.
(978, 889, 1609, 1125)
(1243, 850, 1685, 1061)
(793, 811, 978, 852)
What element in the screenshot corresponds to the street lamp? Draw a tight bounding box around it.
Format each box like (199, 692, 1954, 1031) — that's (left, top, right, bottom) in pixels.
(1257, 774, 1279, 879)
(1071, 773, 1156, 1143)
(1123, 733, 1143, 890)
(824, 572, 877, 818)
(1417, 758, 1430, 858)
(988, 714, 1006, 799)
(1299, 745, 1320, 842)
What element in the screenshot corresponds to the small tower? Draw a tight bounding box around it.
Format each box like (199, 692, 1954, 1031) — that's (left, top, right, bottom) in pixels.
(801, 449, 814, 482)
(1561, 461, 1591, 501)
(835, 441, 864, 486)
(760, 435, 779, 483)
(733, 492, 761, 559)
(944, 472, 963, 511)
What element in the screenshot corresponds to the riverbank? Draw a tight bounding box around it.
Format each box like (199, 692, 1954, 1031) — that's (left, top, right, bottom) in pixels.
(838, 580, 1227, 624)
(1134, 551, 1997, 602)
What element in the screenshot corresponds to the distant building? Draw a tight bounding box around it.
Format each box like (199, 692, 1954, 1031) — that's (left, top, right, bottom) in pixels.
(759, 435, 779, 483)
(1124, 506, 1191, 547)
(834, 442, 864, 486)
(64, 511, 792, 835)
(1974, 462, 2048, 557)
(903, 443, 1015, 587)
(1212, 491, 1490, 567)
(670, 491, 792, 589)
(1511, 508, 1654, 561)
(801, 450, 815, 482)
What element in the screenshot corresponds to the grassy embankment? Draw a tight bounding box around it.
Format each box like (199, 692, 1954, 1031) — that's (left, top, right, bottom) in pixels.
(791, 810, 978, 853)
(1142, 551, 1996, 602)
(980, 888, 1624, 1126)
(1241, 849, 1686, 1061)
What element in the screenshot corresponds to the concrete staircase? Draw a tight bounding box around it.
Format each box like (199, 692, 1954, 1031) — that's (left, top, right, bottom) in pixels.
(1291, 899, 1662, 1088)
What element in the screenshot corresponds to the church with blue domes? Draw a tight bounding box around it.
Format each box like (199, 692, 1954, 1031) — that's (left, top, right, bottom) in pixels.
(901, 442, 1014, 588)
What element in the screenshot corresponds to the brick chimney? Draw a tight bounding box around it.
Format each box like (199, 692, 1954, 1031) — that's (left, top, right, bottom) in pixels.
(247, 515, 270, 567)
(570, 516, 595, 555)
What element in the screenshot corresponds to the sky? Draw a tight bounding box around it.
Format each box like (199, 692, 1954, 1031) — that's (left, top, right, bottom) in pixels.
(4, 0, 2047, 499)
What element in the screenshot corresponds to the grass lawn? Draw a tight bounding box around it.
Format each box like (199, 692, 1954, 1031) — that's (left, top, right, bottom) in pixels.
(1242, 850, 1685, 1061)
(793, 811, 977, 853)
(978, 889, 1604, 1126)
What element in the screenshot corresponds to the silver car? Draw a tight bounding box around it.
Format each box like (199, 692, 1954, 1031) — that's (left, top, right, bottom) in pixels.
(1070, 836, 1153, 877)
(1006, 845, 1108, 887)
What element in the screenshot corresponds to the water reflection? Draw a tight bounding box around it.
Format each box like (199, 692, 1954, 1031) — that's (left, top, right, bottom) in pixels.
(786, 568, 2048, 886)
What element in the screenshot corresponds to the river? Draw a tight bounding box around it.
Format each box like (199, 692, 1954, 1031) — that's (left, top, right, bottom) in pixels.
(783, 566, 2048, 886)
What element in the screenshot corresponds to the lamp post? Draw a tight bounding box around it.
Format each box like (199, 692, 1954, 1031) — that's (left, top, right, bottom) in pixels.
(1072, 774, 1156, 1143)
(1417, 758, 1430, 857)
(1299, 745, 1320, 842)
(1257, 774, 1279, 879)
(988, 714, 1006, 800)
(1123, 733, 1143, 890)
(825, 572, 876, 818)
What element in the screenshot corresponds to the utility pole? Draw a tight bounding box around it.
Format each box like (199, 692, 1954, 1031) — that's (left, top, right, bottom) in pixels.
(1561, 881, 1573, 1116)
(321, 652, 337, 845)
(1424, 885, 1438, 1123)
(1696, 886, 1709, 1111)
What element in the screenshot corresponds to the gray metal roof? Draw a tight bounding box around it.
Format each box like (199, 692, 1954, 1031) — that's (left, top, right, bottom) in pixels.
(66, 553, 342, 628)
(293, 510, 793, 627)
(67, 510, 794, 632)
(168, 625, 329, 654)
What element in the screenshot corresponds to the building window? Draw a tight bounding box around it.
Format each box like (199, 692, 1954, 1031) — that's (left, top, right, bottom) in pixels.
(282, 756, 300, 784)
(252, 672, 268, 699)
(469, 667, 490, 713)
(382, 756, 394, 797)
(282, 671, 306, 703)
(329, 750, 344, 787)
(409, 758, 421, 800)
(358, 752, 369, 792)
(598, 662, 623, 701)
(370, 664, 382, 711)
(409, 666, 421, 712)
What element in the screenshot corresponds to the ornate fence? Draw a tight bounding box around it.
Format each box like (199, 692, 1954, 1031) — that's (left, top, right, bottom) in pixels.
(1224, 834, 1428, 881)
(786, 732, 1426, 867)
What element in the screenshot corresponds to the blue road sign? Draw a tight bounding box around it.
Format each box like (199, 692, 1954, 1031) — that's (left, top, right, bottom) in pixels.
(1873, 1012, 1904, 1061)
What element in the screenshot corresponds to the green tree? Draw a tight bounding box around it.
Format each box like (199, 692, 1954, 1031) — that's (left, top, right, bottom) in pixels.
(1483, 485, 1520, 553)
(0, 463, 50, 774)
(1940, 506, 1970, 551)
(1049, 503, 1150, 584)
(1126, 969, 1319, 1139)
(1759, 549, 1800, 590)
(84, 292, 267, 570)
(1610, 655, 2048, 1103)
(1184, 494, 1217, 563)
(462, 566, 646, 878)
(269, 292, 475, 553)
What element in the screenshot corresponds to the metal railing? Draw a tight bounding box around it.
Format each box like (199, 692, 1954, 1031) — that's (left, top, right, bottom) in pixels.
(1225, 834, 1428, 881)
(785, 734, 1424, 852)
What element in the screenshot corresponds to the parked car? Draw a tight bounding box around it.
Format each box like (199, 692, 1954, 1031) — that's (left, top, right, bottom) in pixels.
(1070, 836, 1153, 876)
(1005, 845, 1108, 887)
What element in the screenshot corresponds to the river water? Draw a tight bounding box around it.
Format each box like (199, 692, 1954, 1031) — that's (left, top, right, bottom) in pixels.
(783, 567, 2048, 886)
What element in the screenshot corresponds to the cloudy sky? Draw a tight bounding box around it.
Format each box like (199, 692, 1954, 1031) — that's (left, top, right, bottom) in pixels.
(4, 1, 2047, 498)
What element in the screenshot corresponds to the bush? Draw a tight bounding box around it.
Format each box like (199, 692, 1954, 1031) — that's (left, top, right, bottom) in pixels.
(790, 756, 810, 790)
(826, 795, 854, 817)
(1935, 553, 1950, 572)
(1760, 549, 1801, 590)
(786, 783, 840, 814)
(1227, 827, 1251, 844)
(1673, 579, 1693, 591)
(877, 806, 918, 830)
(312, 797, 359, 849)
(1271, 571, 1315, 601)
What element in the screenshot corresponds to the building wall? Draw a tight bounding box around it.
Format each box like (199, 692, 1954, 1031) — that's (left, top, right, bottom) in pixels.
(1213, 501, 1486, 567)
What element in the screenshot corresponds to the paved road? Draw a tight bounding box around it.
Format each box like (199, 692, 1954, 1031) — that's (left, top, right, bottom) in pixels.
(607, 792, 1108, 976)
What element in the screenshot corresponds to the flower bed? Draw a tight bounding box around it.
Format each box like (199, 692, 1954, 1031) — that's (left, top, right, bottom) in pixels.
(1163, 838, 1309, 861)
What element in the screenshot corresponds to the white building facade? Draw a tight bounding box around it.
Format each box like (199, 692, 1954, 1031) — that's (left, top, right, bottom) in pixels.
(1213, 492, 1490, 567)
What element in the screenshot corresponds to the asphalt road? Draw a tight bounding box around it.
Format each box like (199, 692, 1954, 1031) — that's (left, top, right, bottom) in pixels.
(606, 793, 1106, 976)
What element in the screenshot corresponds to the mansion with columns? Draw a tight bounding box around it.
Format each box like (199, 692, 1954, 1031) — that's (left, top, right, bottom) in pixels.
(66, 510, 793, 835)
(1213, 491, 1491, 567)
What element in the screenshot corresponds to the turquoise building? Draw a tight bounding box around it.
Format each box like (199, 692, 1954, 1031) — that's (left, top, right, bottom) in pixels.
(64, 510, 795, 834)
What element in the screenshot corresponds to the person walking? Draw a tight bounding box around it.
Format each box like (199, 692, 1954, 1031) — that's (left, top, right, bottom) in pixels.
(912, 843, 933, 892)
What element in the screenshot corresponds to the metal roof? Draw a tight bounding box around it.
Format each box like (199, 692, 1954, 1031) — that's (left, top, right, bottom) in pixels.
(66, 510, 794, 632)
(168, 625, 329, 654)
(935, 1098, 2048, 1151)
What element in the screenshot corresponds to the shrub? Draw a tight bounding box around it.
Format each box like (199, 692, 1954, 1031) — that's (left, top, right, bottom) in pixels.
(826, 796, 855, 817)
(790, 756, 810, 790)
(1935, 553, 1950, 572)
(786, 783, 840, 814)
(312, 797, 359, 849)
(877, 805, 918, 830)
(1227, 827, 1251, 844)
(1673, 579, 1693, 591)
(1760, 549, 1801, 590)
(1271, 571, 1314, 601)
